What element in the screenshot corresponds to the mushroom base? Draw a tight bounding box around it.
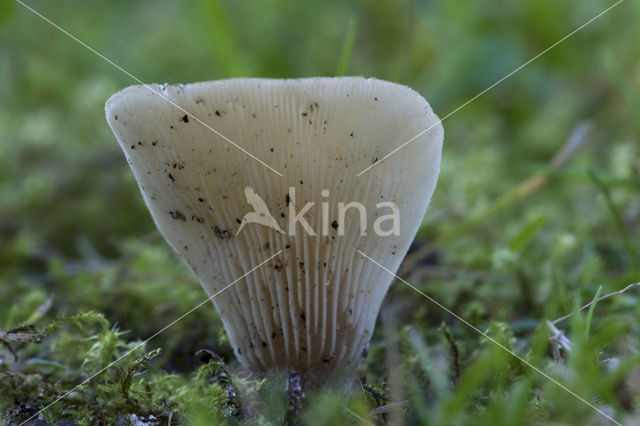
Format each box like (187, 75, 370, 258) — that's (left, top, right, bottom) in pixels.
(237, 360, 363, 392)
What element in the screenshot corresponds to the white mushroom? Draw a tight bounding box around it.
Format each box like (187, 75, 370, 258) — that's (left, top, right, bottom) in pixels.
(105, 77, 443, 385)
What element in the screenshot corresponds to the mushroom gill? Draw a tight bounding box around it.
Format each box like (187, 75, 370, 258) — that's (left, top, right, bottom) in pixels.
(105, 77, 443, 385)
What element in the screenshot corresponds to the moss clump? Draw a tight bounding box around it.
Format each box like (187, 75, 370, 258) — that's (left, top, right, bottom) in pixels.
(1, 312, 234, 425)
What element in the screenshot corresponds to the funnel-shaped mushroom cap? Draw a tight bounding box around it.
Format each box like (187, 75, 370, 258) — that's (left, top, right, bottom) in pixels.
(106, 77, 443, 384)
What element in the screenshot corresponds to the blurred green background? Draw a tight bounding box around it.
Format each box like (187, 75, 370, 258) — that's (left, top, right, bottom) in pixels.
(1, 0, 639, 424)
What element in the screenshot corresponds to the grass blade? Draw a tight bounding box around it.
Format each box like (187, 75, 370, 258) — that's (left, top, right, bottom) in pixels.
(336, 17, 358, 76)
